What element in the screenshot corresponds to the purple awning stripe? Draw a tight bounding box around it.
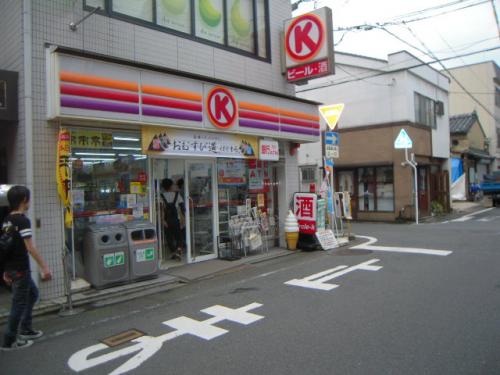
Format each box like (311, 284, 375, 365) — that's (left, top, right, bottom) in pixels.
(61, 95, 139, 114)
(281, 125, 320, 136)
(239, 118, 279, 131)
(142, 105, 203, 122)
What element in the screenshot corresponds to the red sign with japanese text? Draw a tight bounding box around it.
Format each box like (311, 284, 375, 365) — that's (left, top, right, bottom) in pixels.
(206, 86, 237, 129)
(286, 59, 330, 82)
(294, 193, 318, 234)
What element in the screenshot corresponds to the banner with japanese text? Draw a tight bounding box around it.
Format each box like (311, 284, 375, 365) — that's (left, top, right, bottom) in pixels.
(142, 127, 258, 159)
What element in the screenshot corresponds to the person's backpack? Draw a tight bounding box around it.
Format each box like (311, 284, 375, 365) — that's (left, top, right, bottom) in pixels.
(0, 225, 16, 264)
(161, 192, 180, 227)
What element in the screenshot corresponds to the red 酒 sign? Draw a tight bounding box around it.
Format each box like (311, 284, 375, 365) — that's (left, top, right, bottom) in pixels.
(287, 59, 330, 82)
(285, 14, 325, 63)
(294, 193, 318, 234)
(206, 86, 237, 129)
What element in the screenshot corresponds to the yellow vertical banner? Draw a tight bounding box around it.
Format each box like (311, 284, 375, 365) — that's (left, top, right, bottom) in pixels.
(57, 128, 72, 227)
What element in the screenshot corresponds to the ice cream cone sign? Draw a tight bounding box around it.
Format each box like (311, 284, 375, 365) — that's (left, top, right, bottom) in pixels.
(284, 210, 299, 250)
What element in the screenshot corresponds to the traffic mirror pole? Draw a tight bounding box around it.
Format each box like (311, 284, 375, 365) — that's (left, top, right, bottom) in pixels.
(404, 147, 419, 224)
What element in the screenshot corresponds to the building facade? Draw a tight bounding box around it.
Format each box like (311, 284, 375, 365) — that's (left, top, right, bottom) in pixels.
(450, 112, 493, 200)
(297, 51, 451, 221)
(446, 61, 500, 170)
(0, 0, 320, 301)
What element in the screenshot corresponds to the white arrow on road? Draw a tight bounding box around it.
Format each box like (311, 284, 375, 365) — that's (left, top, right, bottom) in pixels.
(285, 259, 383, 291)
(350, 236, 452, 256)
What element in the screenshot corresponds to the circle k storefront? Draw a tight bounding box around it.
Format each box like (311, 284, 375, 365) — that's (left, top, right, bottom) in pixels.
(47, 50, 320, 282)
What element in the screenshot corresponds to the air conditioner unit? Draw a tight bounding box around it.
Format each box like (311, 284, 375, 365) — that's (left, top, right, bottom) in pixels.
(435, 101, 444, 116)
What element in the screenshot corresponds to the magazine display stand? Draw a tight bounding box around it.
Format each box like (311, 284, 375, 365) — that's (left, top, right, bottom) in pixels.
(228, 213, 270, 257)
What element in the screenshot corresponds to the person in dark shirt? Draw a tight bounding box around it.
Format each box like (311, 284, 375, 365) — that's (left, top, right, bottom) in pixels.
(1, 186, 52, 351)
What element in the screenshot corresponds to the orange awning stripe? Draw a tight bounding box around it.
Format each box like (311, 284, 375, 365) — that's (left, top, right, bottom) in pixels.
(60, 71, 138, 92)
(240, 101, 319, 122)
(142, 85, 202, 102)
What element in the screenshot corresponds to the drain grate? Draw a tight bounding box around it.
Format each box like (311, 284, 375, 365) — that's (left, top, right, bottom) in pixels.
(101, 329, 145, 347)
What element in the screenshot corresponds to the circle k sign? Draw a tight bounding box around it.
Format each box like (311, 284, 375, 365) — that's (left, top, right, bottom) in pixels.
(285, 14, 325, 63)
(206, 86, 237, 129)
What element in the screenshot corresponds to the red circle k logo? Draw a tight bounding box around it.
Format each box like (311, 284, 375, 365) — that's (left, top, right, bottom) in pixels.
(206, 87, 237, 129)
(285, 14, 325, 62)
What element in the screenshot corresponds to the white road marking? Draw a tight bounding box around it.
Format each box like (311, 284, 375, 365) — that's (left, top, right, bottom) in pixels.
(451, 207, 494, 222)
(285, 259, 382, 291)
(476, 216, 500, 222)
(350, 235, 452, 256)
(68, 302, 264, 375)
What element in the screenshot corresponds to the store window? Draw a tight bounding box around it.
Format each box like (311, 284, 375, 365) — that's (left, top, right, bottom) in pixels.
(358, 167, 375, 211)
(376, 166, 394, 211)
(358, 166, 394, 212)
(157, 0, 191, 34)
(414, 92, 436, 128)
(217, 158, 278, 243)
(113, 0, 154, 22)
(301, 167, 316, 182)
(227, 0, 255, 53)
(70, 130, 149, 256)
(84, 0, 269, 60)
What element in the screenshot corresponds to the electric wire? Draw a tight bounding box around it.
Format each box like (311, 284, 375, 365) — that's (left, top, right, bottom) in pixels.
(295, 45, 500, 92)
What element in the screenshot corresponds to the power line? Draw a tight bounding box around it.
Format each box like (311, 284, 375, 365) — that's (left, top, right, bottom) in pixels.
(295, 45, 500, 92)
(337, 65, 392, 86)
(392, 24, 500, 122)
(333, 0, 490, 31)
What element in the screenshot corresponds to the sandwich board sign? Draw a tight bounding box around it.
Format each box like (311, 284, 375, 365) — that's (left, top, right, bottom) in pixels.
(394, 129, 412, 149)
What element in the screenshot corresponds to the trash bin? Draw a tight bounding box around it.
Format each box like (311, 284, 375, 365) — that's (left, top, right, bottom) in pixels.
(123, 221, 159, 281)
(83, 224, 129, 289)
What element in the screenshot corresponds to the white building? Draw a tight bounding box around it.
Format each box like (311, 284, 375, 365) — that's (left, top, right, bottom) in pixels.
(297, 51, 451, 221)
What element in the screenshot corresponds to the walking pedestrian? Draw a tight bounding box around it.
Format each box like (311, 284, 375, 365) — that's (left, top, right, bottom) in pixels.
(1, 185, 52, 351)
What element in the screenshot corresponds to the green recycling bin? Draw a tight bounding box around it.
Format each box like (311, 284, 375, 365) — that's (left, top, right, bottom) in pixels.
(83, 224, 129, 289)
(123, 221, 159, 281)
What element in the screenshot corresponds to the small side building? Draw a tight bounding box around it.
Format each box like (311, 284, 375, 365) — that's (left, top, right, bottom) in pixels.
(450, 111, 493, 200)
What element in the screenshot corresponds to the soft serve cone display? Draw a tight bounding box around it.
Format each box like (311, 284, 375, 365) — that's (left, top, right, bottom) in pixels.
(284, 210, 299, 250)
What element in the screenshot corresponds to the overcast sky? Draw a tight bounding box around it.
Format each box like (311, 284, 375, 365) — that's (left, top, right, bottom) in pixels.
(293, 0, 500, 69)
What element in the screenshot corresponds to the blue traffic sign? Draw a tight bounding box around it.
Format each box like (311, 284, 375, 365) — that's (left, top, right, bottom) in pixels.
(325, 132, 339, 145)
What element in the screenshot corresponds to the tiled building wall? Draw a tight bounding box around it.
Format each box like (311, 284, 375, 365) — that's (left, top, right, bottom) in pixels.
(27, 0, 293, 300)
(0, 0, 26, 185)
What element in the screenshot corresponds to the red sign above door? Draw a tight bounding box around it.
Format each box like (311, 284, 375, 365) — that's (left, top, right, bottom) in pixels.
(206, 86, 237, 129)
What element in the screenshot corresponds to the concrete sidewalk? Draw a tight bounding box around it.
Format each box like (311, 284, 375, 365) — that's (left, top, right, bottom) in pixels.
(0, 247, 296, 323)
(421, 197, 493, 223)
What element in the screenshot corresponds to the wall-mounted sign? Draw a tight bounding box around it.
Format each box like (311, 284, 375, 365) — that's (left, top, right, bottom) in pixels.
(287, 59, 330, 82)
(218, 159, 246, 185)
(283, 7, 334, 83)
(206, 86, 237, 129)
(142, 126, 257, 159)
(259, 140, 279, 161)
(71, 130, 113, 149)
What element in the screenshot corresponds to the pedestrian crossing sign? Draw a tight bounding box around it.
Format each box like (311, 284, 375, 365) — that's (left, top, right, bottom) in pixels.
(394, 129, 413, 149)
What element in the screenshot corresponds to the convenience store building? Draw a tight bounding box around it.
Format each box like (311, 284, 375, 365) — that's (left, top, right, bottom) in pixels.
(0, 0, 320, 301)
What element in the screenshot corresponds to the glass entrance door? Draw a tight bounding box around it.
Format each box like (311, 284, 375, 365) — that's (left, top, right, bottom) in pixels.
(186, 160, 217, 262)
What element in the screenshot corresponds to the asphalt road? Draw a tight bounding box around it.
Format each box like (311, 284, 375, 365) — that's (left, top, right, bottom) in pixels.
(2, 207, 500, 375)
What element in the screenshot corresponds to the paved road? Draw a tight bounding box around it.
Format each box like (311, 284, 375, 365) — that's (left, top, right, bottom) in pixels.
(2, 207, 500, 374)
